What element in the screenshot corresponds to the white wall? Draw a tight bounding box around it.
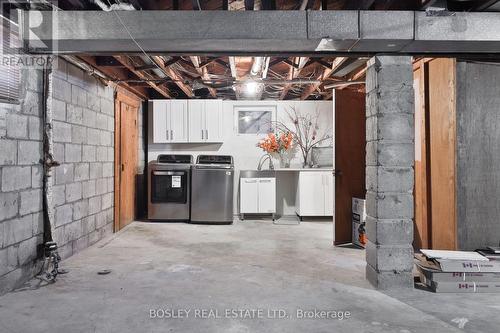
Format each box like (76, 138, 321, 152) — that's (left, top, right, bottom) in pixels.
(148, 100, 334, 215)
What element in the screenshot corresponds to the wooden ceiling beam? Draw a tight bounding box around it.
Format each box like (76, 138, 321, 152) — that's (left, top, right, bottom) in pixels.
(190, 56, 218, 98)
(134, 64, 157, 71)
(199, 57, 219, 68)
(280, 56, 309, 100)
(113, 55, 172, 98)
(77, 55, 149, 100)
(349, 65, 368, 81)
(94, 56, 126, 67)
(268, 57, 286, 68)
(152, 56, 194, 98)
(300, 57, 348, 100)
(282, 59, 300, 69)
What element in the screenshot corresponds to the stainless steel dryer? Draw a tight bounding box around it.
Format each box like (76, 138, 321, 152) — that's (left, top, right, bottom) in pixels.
(190, 155, 234, 224)
(147, 154, 193, 221)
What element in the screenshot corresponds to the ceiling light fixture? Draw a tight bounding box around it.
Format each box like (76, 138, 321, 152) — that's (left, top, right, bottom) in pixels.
(245, 81, 258, 95)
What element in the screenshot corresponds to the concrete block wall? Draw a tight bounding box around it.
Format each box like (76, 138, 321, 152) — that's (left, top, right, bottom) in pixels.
(0, 68, 45, 293)
(365, 56, 415, 289)
(0, 58, 115, 294)
(50, 58, 115, 260)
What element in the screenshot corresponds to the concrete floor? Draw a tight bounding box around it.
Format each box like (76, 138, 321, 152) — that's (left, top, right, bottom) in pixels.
(0, 220, 499, 333)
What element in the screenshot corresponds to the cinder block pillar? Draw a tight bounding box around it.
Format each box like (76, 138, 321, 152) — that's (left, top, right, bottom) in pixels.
(365, 56, 415, 289)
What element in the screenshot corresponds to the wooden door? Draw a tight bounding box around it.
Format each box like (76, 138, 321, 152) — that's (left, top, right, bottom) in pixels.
(413, 61, 431, 250)
(334, 89, 366, 245)
(114, 91, 140, 232)
(428, 58, 457, 250)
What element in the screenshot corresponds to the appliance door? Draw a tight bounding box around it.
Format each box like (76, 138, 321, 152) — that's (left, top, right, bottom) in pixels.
(151, 170, 188, 204)
(191, 168, 234, 222)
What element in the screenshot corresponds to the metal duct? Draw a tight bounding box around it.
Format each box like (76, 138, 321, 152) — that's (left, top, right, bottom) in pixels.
(19, 10, 500, 55)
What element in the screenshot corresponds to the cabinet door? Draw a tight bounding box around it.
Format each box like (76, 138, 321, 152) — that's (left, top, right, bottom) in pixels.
(258, 178, 276, 213)
(152, 100, 168, 143)
(297, 172, 325, 216)
(240, 178, 259, 213)
(204, 100, 223, 143)
(188, 100, 205, 142)
(169, 100, 188, 142)
(323, 172, 334, 216)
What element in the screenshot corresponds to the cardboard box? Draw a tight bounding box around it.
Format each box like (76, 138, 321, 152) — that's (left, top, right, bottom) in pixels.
(416, 263, 500, 283)
(352, 219, 366, 248)
(352, 198, 366, 248)
(421, 277, 500, 293)
(352, 198, 366, 220)
(415, 253, 500, 273)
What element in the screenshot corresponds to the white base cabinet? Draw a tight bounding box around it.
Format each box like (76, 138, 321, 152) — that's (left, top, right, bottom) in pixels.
(240, 177, 276, 218)
(295, 171, 333, 218)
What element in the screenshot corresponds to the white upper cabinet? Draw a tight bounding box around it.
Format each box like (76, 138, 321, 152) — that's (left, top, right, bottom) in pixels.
(204, 100, 223, 142)
(187, 99, 223, 143)
(169, 100, 188, 142)
(187, 100, 205, 142)
(152, 100, 168, 143)
(150, 100, 188, 143)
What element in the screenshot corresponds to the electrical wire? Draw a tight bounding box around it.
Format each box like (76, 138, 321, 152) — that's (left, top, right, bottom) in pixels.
(104, 0, 165, 75)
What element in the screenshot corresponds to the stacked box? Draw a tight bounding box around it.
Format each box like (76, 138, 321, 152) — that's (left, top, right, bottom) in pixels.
(352, 198, 366, 248)
(415, 251, 500, 293)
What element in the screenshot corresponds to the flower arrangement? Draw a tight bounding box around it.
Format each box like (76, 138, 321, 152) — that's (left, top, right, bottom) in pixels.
(273, 106, 332, 167)
(257, 131, 293, 154)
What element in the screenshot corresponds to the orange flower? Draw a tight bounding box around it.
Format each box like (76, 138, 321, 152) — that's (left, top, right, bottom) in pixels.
(257, 132, 293, 154)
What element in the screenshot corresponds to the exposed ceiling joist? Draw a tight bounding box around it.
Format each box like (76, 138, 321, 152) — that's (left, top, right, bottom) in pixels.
(94, 56, 125, 67)
(78, 55, 149, 100)
(152, 56, 194, 98)
(114, 55, 172, 98)
(134, 64, 158, 71)
(349, 65, 368, 81)
(300, 57, 348, 100)
(190, 56, 218, 98)
(280, 56, 309, 100)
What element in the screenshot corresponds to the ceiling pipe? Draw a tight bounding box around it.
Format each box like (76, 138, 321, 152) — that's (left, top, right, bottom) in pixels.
(324, 80, 365, 89)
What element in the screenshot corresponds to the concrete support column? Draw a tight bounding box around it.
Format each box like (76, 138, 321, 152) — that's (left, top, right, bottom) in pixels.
(365, 56, 415, 289)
